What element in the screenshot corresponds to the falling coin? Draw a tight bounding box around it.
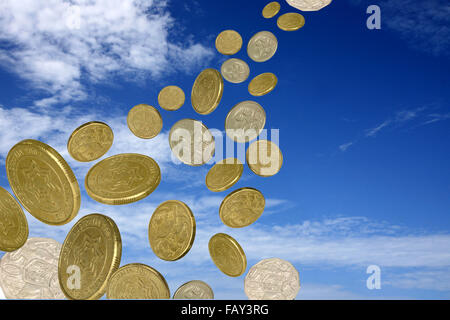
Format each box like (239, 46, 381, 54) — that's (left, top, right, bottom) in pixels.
(215, 30, 243, 55)
(205, 158, 243, 192)
(247, 139, 283, 177)
(225, 101, 266, 143)
(127, 104, 163, 139)
(262, 2, 281, 18)
(247, 31, 278, 63)
(0, 186, 28, 252)
(191, 68, 224, 115)
(286, 0, 333, 11)
(221, 58, 250, 84)
(248, 72, 278, 96)
(209, 233, 247, 277)
(277, 12, 305, 31)
(173, 280, 214, 299)
(158, 85, 185, 111)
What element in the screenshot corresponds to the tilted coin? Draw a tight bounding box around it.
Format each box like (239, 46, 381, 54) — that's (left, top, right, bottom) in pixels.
(262, 2, 281, 18)
(85, 153, 161, 205)
(286, 0, 332, 11)
(0, 237, 65, 299)
(205, 158, 243, 192)
(149, 200, 196, 261)
(106, 263, 170, 299)
(6, 139, 81, 226)
(0, 187, 28, 252)
(158, 85, 185, 111)
(191, 68, 224, 115)
(208, 233, 246, 277)
(173, 280, 214, 299)
(248, 72, 278, 96)
(169, 119, 215, 166)
(219, 187, 265, 228)
(221, 58, 250, 84)
(247, 140, 283, 177)
(245, 258, 300, 300)
(215, 30, 243, 55)
(58, 214, 122, 300)
(127, 104, 163, 139)
(67, 121, 114, 162)
(247, 31, 278, 63)
(277, 12, 305, 31)
(225, 101, 266, 143)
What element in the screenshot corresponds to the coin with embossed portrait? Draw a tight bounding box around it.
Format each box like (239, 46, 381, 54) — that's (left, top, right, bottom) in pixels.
(206, 158, 243, 192)
(215, 30, 243, 55)
(286, 0, 332, 11)
(127, 104, 163, 139)
(158, 85, 185, 111)
(209, 233, 246, 277)
(191, 68, 224, 115)
(247, 140, 283, 177)
(0, 186, 28, 252)
(225, 101, 266, 143)
(247, 31, 278, 63)
(221, 58, 250, 84)
(173, 280, 214, 299)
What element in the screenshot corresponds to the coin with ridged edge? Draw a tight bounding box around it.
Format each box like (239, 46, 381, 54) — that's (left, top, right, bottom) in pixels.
(248, 72, 278, 96)
(158, 85, 185, 111)
(247, 31, 278, 63)
(215, 30, 243, 55)
(0, 186, 28, 252)
(277, 12, 305, 31)
(173, 280, 214, 299)
(209, 233, 246, 277)
(127, 104, 163, 139)
(286, 0, 332, 12)
(191, 68, 224, 115)
(262, 2, 281, 18)
(247, 140, 283, 177)
(206, 158, 243, 192)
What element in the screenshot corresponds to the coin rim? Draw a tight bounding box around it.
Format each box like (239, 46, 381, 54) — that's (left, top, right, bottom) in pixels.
(225, 100, 267, 143)
(286, 0, 332, 12)
(220, 58, 250, 84)
(205, 158, 244, 192)
(262, 1, 281, 19)
(191, 68, 224, 115)
(215, 30, 243, 55)
(248, 72, 278, 96)
(158, 85, 186, 111)
(246, 139, 283, 177)
(277, 12, 306, 31)
(208, 232, 247, 277)
(173, 280, 214, 299)
(247, 31, 278, 63)
(127, 104, 163, 139)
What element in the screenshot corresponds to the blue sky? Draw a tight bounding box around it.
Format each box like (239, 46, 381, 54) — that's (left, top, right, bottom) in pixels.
(0, 0, 449, 299)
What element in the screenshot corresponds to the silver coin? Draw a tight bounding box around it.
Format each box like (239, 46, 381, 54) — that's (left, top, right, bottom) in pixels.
(244, 258, 300, 300)
(247, 31, 278, 63)
(173, 280, 214, 299)
(221, 58, 250, 84)
(225, 101, 266, 143)
(286, 0, 333, 11)
(0, 237, 65, 299)
(0, 280, 5, 299)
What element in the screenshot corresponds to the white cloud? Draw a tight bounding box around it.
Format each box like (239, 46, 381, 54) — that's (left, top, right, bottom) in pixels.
(339, 142, 353, 152)
(384, 270, 450, 291)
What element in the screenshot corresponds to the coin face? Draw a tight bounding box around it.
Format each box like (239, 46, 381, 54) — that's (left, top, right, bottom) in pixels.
(169, 119, 215, 166)
(248, 72, 278, 96)
(225, 101, 266, 143)
(208, 233, 246, 277)
(191, 68, 224, 115)
(127, 104, 163, 139)
(58, 214, 122, 300)
(67, 121, 114, 162)
(205, 158, 243, 192)
(286, 0, 332, 11)
(106, 263, 170, 299)
(6, 139, 81, 226)
(215, 30, 243, 55)
(247, 31, 278, 63)
(173, 280, 214, 299)
(148, 200, 196, 261)
(247, 140, 283, 177)
(221, 58, 250, 84)
(277, 12, 306, 31)
(220, 187, 265, 228)
(158, 85, 185, 111)
(0, 187, 28, 252)
(245, 258, 300, 300)
(85, 153, 161, 205)
(262, 2, 281, 18)
(0, 237, 64, 299)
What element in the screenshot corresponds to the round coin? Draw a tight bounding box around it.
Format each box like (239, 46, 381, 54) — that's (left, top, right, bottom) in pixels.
(208, 233, 246, 277)
(0, 187, 28, 252)
(127, 104, 163, 139)
(262, 2, 281, 18)
(277, 12, 306, 31)
(6, 139, 81, 226)
(248, 72, 278, 96)
(148, 200, 196, 261)
(221, 58, 250, 84)
(205, 158, 243, 192)
(191, 68, 224, 115)
(247, 140, 283, 177)
(158, 85, 185, 111)
(58, 214, 122, 300)
(247, 31, 278, 63)
(67, 121, 114, 162)
(245, 258, 300, 300)
(173, 280, 214, 299)
(215, 30, 243, 55)
(0, 238, 65, 299)
(106, 263, 170, 299)
(85, 153, 161, 205)
(286, 0, 332, 11)
(225, 101, 266, 143)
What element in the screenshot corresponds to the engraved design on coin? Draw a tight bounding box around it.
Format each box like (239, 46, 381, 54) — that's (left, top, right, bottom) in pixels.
(248, 72, 278, 96)
(148, 200, 196, 261)
(247, 31, 278, 63)
(208, 233, 246, 277)
(191, 68, 224, 115)
(173, 280, 214, 299)
(215, 30, 243, 55)
(244, 258, 300, 300)
(0, 237, 65, 299)
(0, 187, 28, 252)
(127, 104, 163, 139)
(205, 158, 243, 192)
(262, 2, 281, 19)
(247, 140, 283, 177)
(221, 58, 250, 84)
(286, 0, 332, 11)
(158, 85, 185, 111)
(277, 12, 306, 31)
(225, 101, 266, 143)
(220, 187, 265, 228)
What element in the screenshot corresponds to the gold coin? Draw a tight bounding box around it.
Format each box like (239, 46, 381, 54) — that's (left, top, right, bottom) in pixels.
(106, 263, 170, 299)
(0, 186, 28, 252)
(173, 280, 214, 299)
(219, 187, 265, 228)
(215, 30, 243, 55)
(85, 153, 161, 205)
(247, 140, 283, 177)
(127, 104, 163, 139)
(148, 200, 196, 261)
(262, 2, 281, 18)
(225, 101, 266, 143)
(158, 85, 185, 111)
(205, 158, 243, 192)
(6, 139, 81, 226)
(191, 68, 224, 115)
(67, 121, 114, 162)
(248, 72, 278, 96)
(58, 214, 122, 300)
(277, 12, 306, 31)
(209, 233, 246, 277)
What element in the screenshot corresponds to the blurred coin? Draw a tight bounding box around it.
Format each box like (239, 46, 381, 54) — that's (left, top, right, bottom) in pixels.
(127, 104, 163, 139)
(0, 186, 28, 252)
(173, 280, 214, 299)
(209, 233, 246, 277)
(247, 31, 278, 62)
(225, 101, 266, 143)
(215, 30, 243, 55)
(286, 0, 332, 11)
(248, 72, 278, 96)
(206, 158, 243, 192)
(277, 12, 305, 31)
(221, 58, 250, 84)
(158, 85, 185, 111)
(262, 2, 281, 18)
(191, 68, 224, 115)
(247, 140, 283, 177)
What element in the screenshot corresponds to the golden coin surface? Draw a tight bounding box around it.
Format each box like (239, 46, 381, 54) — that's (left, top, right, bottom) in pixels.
(220, 187, 265, 228)
(205, 158, 243, 192)
(58, 214, 122, 300)
(169, 119, 215, 166)
(247, 31, 278, 62)
(127, 104, 163, 139)
(148, 200, 196, 261)
(262, 2, 281, 18)
(191, 68, 224, 115)
(225, 101, 266, 143)
(173, 280, 214, 299)
(158, 85, 185, 111)
(248, 72, 278, 96)
(67, 121, 114, 162)
(277, 12, 306, 31)
(247, 140, 283, 177)
(85, 153, 161, 205)
(107, 263, 170, 299)
(0, 187, 28, 252)
(215, 30, 243, 55)
(6, 139, 81, 226)
(208, 233, 246, 277)
(221, 58, 250, 84)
